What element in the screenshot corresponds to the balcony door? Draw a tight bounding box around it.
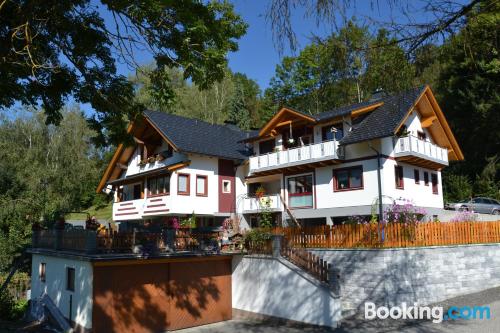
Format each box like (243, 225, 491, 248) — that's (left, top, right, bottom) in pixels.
(287, 174, 314, 209)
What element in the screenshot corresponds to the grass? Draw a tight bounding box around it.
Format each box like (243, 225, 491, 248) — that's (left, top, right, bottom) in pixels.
(65, 203, 113, 221)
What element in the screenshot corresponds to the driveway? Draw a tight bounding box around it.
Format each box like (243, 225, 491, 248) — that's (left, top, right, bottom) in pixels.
(176, 286, 500, 333)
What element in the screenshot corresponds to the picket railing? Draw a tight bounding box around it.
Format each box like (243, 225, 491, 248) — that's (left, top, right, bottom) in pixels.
(271, 221, 500, 249)
(281, 247, 330, 283)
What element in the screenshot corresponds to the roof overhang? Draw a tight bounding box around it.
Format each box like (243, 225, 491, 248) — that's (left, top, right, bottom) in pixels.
(394, 85, 464, 161)
(257, 107, 316, 138)
(107, 160, 190, 187)
(96, 114, 180, 193)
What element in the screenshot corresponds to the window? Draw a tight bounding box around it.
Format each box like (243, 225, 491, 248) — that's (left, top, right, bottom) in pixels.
(333, 166, 363, 191)
(222, 180, 231, 193)
(147, 175, 170, 196)
(287, 174, 313, 208)
(259, 139, 275, 154)
(196, 175, 208, 196)
(431, 174, 438, 194)
(395, 166, 404, 189)
(66, 267, 75, 292)
(322, 125, 344, 142)
(424, 172, 429, 186)
(177, 173, 190, 195)
(414, 169, 420, 184)
(119, 183, 142, 201)
(417, 131, 427, 140)
(39, 263, 46, 283)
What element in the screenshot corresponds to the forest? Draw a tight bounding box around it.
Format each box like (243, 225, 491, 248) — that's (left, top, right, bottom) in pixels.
(0, 0, 498, 277)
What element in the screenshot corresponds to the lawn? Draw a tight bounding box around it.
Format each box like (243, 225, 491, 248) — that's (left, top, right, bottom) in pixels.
(65, 203, 113, 221)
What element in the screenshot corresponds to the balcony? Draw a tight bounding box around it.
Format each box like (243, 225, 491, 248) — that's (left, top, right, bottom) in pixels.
(249, 140, 343, 176)
(242, 194, 283, 213)
(113, 195, 171, 221)
(394, 135, 449, 169)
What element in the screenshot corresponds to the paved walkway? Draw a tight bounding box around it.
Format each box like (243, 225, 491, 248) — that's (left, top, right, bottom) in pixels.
(177, 286, 500, 333)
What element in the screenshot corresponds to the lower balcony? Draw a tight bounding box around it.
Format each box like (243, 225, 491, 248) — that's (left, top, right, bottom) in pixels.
(113, 196, 171, 221)
(393, 135, 449, 169)
(242, 194, 283, 213)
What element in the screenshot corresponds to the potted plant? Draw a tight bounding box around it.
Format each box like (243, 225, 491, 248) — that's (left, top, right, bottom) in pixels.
(147, 156, 156, 164)
(155, 154, 164, 162)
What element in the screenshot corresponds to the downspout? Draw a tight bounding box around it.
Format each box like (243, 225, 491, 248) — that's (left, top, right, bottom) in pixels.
(368, 142, 384, 223)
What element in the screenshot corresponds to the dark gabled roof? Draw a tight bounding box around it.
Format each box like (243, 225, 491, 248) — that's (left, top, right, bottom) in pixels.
(340, 86, 426, 145)
(314, 100, 381, 122)
(144, 110, 250, 160)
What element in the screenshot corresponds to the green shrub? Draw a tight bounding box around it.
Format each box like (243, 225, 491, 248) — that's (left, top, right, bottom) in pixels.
(0, 289, 14, 320)
(10, 298, 28, 320)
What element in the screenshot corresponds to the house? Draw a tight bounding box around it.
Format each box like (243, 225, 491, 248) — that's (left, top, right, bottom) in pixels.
(96, 85, 463, 227)
(28, 85, 463, 332)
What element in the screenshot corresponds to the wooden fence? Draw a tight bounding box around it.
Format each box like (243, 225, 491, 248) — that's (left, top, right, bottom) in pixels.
(272, 221, 500, 249)
(281, 247, 330, 283)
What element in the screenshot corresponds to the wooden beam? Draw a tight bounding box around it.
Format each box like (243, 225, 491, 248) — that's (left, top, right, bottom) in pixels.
(421, 115, 437, 128)
(350, 101, 384, 117)
(116, 163, 128, 170)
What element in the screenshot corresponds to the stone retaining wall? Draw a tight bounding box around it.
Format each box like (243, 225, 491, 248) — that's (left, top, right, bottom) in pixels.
(310, 243, 500, 310)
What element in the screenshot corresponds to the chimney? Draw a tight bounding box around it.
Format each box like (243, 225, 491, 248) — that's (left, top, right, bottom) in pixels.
(370, 88, 385, 101)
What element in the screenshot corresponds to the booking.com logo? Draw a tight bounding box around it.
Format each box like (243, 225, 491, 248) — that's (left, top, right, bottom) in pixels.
(365, 302, 491, 323)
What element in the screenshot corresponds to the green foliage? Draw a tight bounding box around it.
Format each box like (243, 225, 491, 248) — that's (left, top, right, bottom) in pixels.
(265, 21, 415, 114)
(0, 290, 27, 321)
(0, 0, 247, 145)
(180, 212, 197, 228)
(258, 197, 274, 228)
(132, 65, 263, 129)
(0, 108, 108, 271)
(443, 174, 473, 203)
(437, 0, 500, 179)
(243, 228, 272, 244)
(0, 289, 14, 320)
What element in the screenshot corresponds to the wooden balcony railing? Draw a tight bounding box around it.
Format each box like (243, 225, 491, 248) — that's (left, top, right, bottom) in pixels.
(281, 247, 330, 283)
(32, 228, 223, 254)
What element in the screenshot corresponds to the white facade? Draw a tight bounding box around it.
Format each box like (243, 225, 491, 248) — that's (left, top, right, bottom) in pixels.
(108, 96, 454, 225)
(31, 254, 93, 330)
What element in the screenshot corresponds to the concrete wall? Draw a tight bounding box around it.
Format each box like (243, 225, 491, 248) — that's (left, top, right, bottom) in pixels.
(232, 255, 341, 327)
(31, 254, 93, 329)
(310, 243, 500, 310)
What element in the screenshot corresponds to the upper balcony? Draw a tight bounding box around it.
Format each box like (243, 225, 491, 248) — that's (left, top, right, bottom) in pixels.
(249, 140, 343, 176)
(113, 195, 171, 221)
(393, 135, 449, 169)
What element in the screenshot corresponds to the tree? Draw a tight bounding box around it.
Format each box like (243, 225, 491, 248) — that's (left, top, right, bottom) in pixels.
(265, 22, 415, 114)
(0, 0, 247, 145)
(267, 0, 483, 54)
(131, 65, 263, 128)
(437, 0, 500, 179)
(0, 107, 106, 270)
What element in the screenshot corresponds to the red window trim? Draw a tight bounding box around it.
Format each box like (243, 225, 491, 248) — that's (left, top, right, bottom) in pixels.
(431, 173, 439, 195)
(414, 169, 420, 184)
(196, 174, 208, 197)
(424, 171, 429, 186)
(332, 165, 364, 192)
(395, 165, 404, 189)
(177, 173, 190, 196)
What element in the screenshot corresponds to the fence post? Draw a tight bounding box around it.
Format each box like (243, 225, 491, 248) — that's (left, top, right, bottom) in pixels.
(85, 230, 98, 254)
(271, 234, 283, 258)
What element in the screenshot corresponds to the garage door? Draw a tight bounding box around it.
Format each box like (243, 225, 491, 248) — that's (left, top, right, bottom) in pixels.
(92, 256, 232, 333)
